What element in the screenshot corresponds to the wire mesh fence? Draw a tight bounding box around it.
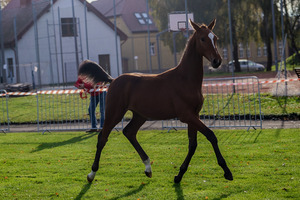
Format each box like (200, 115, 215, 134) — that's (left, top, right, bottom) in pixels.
(162, 76, 262, 131)
(0, 76, 263, 133)
(37, 89, 109, 133)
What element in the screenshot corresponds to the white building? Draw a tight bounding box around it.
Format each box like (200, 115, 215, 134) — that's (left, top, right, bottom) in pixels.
(1, 0, 127, 86)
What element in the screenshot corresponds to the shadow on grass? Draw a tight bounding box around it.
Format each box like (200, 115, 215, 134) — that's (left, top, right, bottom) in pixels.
(218, 130, 262, 145)
(212, 193, 232, 200)
(253, 130, 262, 143)
(173, 183, 184, 200)
(31, 132, 97, 153)
(208, 93, 234, 127)
(75, 183, 92, 200)
(274, 96, 288, 138)
(109, 183, 147, 200)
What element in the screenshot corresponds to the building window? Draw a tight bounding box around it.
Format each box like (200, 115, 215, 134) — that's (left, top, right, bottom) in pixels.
(223, 48, 228, 59)
(263, 44, 267, 57)
(142, 13, 152, 24)
(98, 54, 111, 75)
(7, 58, 14, 78)
(61, 18, 77, 37)
(150, 42, 155, 56)
(257, 47, 262, 57)
(239, 43, 244, 58)
(134, 12, 152, 25)
(134, 13, 145, 24)
(246, 44, 251, 58)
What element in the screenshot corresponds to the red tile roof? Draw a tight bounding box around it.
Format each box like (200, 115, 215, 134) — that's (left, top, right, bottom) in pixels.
(91, 0, 158, 33)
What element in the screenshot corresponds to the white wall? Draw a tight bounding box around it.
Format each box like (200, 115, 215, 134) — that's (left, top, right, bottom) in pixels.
(4, 0, 123, 85)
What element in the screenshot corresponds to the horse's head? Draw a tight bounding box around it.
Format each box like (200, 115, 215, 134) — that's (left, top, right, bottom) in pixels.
(190, 19, 222, 68)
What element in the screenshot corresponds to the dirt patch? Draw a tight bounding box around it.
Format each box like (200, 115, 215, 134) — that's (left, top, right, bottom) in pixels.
(258, 71, 300, 95)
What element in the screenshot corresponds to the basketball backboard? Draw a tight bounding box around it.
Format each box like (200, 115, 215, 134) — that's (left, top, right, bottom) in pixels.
(168, 12, 194, 32)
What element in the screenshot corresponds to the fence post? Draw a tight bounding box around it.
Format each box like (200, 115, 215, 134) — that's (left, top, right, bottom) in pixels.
(36, 92, 40, 132)
(0, 90, 9, 133)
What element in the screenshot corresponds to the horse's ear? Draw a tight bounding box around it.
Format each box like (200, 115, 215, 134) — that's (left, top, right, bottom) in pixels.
(208, 19, 216, 30)
(189, 19, 201, 32)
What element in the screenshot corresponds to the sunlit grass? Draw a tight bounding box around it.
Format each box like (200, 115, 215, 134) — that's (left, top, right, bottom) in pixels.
(0, 129, 299, 199)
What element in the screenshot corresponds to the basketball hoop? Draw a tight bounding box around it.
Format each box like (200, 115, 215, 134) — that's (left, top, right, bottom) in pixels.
(168, 12, 194, 32)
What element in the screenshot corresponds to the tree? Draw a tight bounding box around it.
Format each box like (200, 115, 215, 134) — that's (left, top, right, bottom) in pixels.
(282, 0, 300, 63)
(0, 0, 10, 8)
(150, 0, 237, 60)
(255, 0, 281, 71)
(150, 0, 259, 72)
(149, 0, 193, 53)
(223, 0, 259, 72)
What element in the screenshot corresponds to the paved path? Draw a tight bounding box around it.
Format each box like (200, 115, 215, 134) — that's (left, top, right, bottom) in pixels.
(4, 119, 300, 133)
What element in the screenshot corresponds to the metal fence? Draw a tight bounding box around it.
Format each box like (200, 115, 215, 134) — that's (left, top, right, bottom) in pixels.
(37, 89, 109, 133)
(162, 76, 262, 131)
(0, 76, 263, 133)
(0, 90, 9, 133)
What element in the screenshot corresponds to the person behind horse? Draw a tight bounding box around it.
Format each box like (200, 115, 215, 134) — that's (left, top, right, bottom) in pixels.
(75, 77, 106, 133)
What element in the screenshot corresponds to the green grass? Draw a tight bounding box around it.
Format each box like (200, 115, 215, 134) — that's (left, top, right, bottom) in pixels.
(281, 51, 300, 71)
(2, 93, 299, 124)
(0, 129, 299, 199)
(259, 94, 300, 115)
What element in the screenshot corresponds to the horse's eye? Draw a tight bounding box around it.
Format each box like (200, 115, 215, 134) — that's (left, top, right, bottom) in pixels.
(201, 38, 205, 42)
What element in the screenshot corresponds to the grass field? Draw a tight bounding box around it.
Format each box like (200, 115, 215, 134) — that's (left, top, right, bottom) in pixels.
(0, 129, 299, 199)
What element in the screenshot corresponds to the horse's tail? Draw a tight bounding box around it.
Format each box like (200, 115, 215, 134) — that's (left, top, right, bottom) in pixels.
(78, 60, 113, 86)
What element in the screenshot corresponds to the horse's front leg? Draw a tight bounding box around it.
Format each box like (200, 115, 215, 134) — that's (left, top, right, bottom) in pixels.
(174, 126, 198, 183)
(87, 130, 110, 182)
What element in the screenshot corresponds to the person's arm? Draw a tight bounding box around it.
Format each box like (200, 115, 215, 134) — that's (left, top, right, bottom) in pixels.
(75, 78, 85, 89)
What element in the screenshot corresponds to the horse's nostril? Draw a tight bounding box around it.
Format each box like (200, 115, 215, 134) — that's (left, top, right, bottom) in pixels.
(213, 59, 219, 64)
(212, 59, 221, 68)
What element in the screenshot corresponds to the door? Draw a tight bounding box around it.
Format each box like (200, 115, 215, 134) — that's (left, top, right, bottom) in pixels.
(7, 58, 14, 82)
(98, 54, 111, 75)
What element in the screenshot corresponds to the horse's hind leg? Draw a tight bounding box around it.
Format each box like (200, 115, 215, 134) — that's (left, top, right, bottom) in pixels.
(87, 110, 126, 183)
(174, 125, 198, 183)
(123, 112, 152, 177)
(87, 129, 111, 182)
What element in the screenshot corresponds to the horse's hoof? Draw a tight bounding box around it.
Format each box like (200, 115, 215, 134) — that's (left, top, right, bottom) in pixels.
(145, 171, 152, 178)
(174, 175, 182, 183)
(87, 171, 96, 183)
(224, 172, 233, 181)
(87, 174, 94, 183)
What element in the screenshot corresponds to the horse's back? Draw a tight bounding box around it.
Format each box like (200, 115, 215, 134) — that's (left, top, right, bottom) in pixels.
(106, 72, 177, 120)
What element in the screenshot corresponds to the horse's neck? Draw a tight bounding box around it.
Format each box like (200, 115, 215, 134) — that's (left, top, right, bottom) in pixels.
(176, 37, 204, 83)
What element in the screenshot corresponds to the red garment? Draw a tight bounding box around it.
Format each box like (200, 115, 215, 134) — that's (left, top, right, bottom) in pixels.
(74, 78, 103, 97)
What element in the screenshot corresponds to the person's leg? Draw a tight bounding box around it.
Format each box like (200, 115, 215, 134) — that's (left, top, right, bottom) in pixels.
(99, 92, 106, 128)
(89, 96, 97, 129)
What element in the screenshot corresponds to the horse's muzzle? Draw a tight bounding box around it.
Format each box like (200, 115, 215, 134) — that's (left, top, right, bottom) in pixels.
(211, 58, 222, 68)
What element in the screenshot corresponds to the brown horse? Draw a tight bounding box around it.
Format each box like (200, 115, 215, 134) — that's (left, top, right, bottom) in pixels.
(79, 19, 233, 183)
